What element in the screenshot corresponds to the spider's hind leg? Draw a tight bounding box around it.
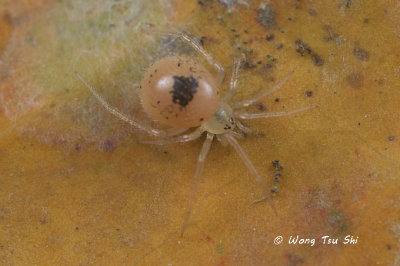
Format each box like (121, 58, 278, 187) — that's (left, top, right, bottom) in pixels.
(157, 31, 225, 85)
(232, 71, 294, 109)
(75, 72, 166, 137)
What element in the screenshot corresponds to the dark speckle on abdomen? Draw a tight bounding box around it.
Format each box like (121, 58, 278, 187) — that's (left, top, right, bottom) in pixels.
(170, 75, 199, 107)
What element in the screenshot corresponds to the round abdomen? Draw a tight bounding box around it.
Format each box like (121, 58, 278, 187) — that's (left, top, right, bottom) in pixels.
(140, 56, 220, 128)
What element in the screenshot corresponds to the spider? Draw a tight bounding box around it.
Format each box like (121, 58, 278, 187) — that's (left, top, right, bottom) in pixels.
(75, 31, 314, 235)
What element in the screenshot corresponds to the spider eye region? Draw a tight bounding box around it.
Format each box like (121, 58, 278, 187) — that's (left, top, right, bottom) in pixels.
(140, 56, 220, 128)
(170, 75, 199, 108)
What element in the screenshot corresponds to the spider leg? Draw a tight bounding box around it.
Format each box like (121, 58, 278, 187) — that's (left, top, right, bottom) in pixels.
(232, 71, 294, 109)
(75, 72, 166, 137)
(235, 119, 252, 134)
(158, 31, 225, 85)
(236, 105, 316, 120)
(229, 131, 246, 140)
(223, 133, 277, 215)
(139, 128, 204, 145)
(222, 54, 245, 102)
(181, 133, 214, 236)
(216, 134, 228, 146)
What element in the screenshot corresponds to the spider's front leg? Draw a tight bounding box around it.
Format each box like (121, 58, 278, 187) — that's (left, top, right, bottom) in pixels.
(231, 71, 294, 109)
(230, 71, 316, 119)
(222, 54, 245, 103)
(222, 134, 277, 215)
(236, 106, 316, 119)
(180, 133, 214, 236)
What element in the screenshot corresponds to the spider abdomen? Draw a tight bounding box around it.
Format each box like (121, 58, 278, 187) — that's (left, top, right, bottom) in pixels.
(140, 56, 220, 128)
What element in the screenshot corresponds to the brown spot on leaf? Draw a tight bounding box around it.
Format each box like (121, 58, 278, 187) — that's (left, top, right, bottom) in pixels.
(284, 252, 305, 265)
(311, 54, 324, 66)
(0, 12, 14, 56)
(257, 63, 275, 78)
(256, 102, 266, 111)
(353, 47, 369, 61)
(323, 25, 339, 41)
(308, 9, 317, 16)
(346, 71, 364, 89)
(244, 60, 256, 68)
(75, 143, 82, 151)
(102, 138, 117, 152)
(258, 4, 276, 30)
(265, 34, 275, 41)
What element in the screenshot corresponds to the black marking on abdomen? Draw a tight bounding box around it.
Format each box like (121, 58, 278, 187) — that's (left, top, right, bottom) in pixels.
(170, 75, 199, 107)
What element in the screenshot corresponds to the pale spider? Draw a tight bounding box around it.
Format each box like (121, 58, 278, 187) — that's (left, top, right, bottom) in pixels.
(75, 32, 314, 235)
